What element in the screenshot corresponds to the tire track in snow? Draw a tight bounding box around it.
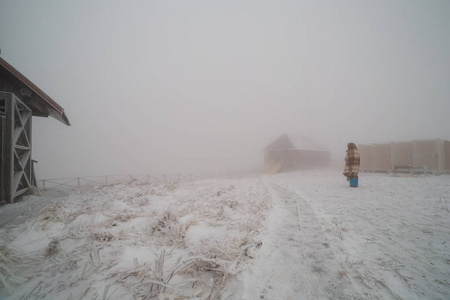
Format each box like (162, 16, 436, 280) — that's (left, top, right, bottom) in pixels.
(237, 179, 356, 299)
(269, 181, 347, 299)
(251, 180, 307, 300)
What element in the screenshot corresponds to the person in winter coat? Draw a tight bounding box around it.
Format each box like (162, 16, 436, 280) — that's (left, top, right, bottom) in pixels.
(343, 143, 360, 186)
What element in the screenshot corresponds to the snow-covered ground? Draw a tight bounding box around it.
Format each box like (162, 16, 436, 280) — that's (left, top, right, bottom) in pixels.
(0, 170, 449, 299)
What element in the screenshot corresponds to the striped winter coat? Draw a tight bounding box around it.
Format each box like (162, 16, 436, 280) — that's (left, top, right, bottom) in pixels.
(343, 143, 360, 180)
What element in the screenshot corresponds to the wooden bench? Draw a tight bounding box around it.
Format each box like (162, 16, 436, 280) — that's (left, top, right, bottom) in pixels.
(392, 165, 428, 176)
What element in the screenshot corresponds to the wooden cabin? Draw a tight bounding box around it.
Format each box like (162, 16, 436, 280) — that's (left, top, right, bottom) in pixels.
(0, 57, 70, 204)
(264, 134, 331, 174)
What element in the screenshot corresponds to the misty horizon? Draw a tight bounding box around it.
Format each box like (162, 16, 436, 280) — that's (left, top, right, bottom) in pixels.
(1, 1, 449, 179)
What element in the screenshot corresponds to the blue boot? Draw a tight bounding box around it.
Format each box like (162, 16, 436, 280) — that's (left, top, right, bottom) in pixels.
(350, 177, 358, 187)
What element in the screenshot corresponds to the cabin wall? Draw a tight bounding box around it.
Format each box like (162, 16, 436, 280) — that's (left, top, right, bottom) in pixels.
(265, 149, 331, 173)
(437, 140, 446, 172)
(412, 140, 438, 171)
(0, 115, 3, 204)
(373, 144, 391, 171)
(359, 139, 449, 173)
(392, 142, 413, 167)
(445, 140, 450, 172)
(295, 150, 330, 168)
(0, 92, 34, 204)
(359, 144, 373, 171)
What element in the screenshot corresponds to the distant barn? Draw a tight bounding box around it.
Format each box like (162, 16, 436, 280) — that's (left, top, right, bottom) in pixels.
(264, 134, 330, 174)
(0, 57, 70, 204)
(359, 139, 450, 174)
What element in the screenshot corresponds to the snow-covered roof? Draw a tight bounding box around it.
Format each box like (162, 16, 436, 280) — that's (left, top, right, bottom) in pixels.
(264, 133, 329, 151)
(287, 134, 328, 151)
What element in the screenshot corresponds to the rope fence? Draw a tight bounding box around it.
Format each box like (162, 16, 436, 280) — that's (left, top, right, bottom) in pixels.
(36, 171, 241, 191)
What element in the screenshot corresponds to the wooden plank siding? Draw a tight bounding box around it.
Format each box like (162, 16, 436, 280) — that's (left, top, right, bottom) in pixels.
(359, 139, 450, 174)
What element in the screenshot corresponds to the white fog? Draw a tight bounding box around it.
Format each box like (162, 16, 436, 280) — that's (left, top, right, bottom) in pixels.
(1, 0, 449, 179)
(1, 1, 450, 300)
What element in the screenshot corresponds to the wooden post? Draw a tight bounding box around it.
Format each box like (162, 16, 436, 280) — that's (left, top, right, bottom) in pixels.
(28, 119, 35, 187)
(0, 110, 4, 203)
(3, 94, 14, 204)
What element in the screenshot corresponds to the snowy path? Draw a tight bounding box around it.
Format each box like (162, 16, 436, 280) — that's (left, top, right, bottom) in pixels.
(237, 180, 305, 299)
(270, 181, 349, 298)
(268, 170, 450, 300)
(238, 179, 355, 299)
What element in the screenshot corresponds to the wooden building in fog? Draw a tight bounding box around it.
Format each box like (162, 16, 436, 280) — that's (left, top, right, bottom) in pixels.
(359, 139, 450, 174)
(264, 134, 330, 174)
(0, 57, 70, 204)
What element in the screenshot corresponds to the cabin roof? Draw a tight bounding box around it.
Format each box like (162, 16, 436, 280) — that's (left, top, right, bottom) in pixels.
(0, 57, 70, 126)
(265, 133, 328, 151)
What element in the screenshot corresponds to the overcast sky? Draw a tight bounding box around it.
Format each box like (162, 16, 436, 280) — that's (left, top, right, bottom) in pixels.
(1, 0, 449, 178)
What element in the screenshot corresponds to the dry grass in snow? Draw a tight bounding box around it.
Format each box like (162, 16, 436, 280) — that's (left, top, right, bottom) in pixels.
(0, 176, 271, 299)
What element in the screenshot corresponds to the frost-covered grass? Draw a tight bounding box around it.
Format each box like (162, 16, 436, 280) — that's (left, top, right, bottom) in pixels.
(1, 171, 449, 299)
(0, 176, 271, 299)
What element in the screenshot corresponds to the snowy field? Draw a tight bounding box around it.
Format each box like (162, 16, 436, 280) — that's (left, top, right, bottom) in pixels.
(0, 170, 449, 299)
